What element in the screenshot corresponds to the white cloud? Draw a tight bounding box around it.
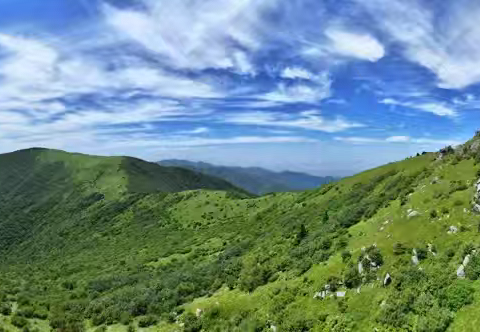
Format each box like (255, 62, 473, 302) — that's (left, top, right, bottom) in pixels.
(357, 0, 480, 89)
(103, 0, 274, 73)
(325, 28, 385, 62)
(177, 127, 210, 134)
(262, 72, 332, 104)
(382, 98, 457, 117)
(335, 135, 461, 146)
(224, 110, 364, 133)
(281, 67, 314, 80)
(385, 136, 410, 142)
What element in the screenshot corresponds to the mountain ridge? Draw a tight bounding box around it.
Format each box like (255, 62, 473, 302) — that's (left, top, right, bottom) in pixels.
(158, 159, 338, 195)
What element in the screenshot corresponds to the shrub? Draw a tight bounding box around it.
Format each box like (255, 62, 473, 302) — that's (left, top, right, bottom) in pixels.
(393, 243, 407, 255)
(417, 306, 453, 332)
(0, 303, 11, 315)
(11, 314, 29, 328)
(440, 280, 474, 311)
(416, 248, 428, 260)
(343, 267, 361, 289)
(465, 255, 480, 280)
(430, 209, 438, 218)
(182, 312, 202, 332)
(138, 315, 158, 328)
(341, 251, 352, 263)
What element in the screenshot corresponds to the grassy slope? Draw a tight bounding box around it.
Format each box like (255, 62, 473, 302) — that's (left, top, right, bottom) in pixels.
(0, 140, 479, 332)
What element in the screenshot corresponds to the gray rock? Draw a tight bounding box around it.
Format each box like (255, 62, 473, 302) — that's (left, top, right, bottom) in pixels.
(196, 308, 203, 317)
(473, 204, 480, 213)
(463, 254, 471, 266)
(412, 255, 419, 265)
(448, 226, 458, 234)
(384, 273, 392, 286)
(358, 261, 364, 274)
(408, 210, 421, 218)
(336, 291, 346, 297)
(457, 264, 466, 279)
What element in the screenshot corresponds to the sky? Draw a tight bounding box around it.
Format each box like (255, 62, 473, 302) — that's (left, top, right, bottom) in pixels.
(0, 0, 480, 176)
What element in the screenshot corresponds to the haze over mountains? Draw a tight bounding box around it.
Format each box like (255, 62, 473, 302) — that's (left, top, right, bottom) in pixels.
(0, 133, 480, 331)
(158, 159, 338, 195)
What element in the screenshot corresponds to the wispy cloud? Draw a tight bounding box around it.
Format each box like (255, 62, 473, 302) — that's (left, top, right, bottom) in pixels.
(381, 98, 457, 117)
(102, 0, 275, 73)
(357, 0, 480, 89)
(324, 28, 385, 62)
(335, 136, 462, 146)
(223, 110, 364, 133)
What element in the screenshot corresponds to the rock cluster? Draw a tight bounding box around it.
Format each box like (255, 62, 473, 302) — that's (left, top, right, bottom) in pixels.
(473, 178, 480, 213)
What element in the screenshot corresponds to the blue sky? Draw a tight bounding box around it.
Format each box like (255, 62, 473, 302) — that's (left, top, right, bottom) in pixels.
(0, 0, 479, 176)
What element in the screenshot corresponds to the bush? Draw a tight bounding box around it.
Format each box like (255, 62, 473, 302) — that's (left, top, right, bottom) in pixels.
(0, 303, 11, 315)
(341, 251, 352, 263)
(11, 314, 29, 328)
(393, 243, 407, 255)
(465, 255, 480, 280)
(417, 306, 453, 332)
(343, 267, 361, 289)
(416, 248, 428, 260)
(440, 280, 474, 311)
(138, 315, 158, 328)
(182, 312, 202, 332)
(430, 209, 438, 218)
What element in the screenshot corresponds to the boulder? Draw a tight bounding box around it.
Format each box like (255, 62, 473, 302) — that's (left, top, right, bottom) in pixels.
(463, 254, 471, 266)
(384, 273, 392, 286)
(473, 204, 480, 213)
(271, 325, 277, 332)
(412, 255, 419, 265)
(196, 308, 203, 317)
(408, 210, 421, 218)
(448, 226, 458, 234)
(457, 264, 466, 279)
(358, 261, 364, 274)
(336, 291, 346, 297)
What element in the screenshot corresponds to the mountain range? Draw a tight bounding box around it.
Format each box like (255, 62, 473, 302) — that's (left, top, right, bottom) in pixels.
(0, 134, 480, 331)
(158, 159, 338, 195)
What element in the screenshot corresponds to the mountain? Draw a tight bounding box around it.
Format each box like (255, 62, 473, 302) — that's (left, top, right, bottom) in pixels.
(158, 159, 338, 195)
(0, 135, 480, 332)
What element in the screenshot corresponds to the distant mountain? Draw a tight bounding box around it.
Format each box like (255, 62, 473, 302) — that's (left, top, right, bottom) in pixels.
(157, 159, 338, 195)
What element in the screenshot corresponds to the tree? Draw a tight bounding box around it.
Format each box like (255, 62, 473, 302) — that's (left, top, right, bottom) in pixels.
(322, 210, 329, 223)
(295, 224, 308, 245)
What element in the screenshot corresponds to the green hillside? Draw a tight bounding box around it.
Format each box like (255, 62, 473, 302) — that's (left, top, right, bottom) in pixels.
(0, 135, 480, 332)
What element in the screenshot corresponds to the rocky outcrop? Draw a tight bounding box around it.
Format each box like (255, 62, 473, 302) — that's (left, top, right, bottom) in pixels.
(384, 273, 392, 286)
(457, 254, 473, 279)
(358, 261, 364, 274)
(407, 209, 421, 218)
(448, 226, 458, 234)
(473, 178, 480, 213)
(412, 249, 419, 265)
